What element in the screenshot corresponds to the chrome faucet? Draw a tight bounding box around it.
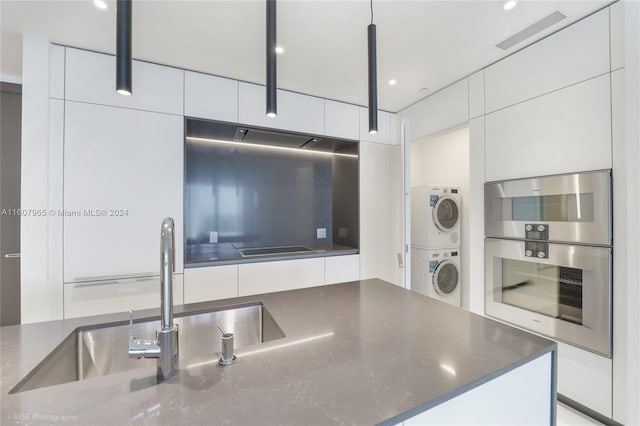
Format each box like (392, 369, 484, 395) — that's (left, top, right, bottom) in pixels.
(128, 217, 179, 381)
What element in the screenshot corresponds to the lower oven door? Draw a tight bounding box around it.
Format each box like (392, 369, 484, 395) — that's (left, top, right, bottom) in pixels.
(485, 238, 611, 357)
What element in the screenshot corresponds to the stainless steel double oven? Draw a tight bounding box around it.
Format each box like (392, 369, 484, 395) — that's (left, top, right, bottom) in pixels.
(484, 170, 612, 357)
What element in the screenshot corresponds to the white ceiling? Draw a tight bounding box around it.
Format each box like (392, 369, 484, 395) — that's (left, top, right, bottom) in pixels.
(1, 0, 610, 112)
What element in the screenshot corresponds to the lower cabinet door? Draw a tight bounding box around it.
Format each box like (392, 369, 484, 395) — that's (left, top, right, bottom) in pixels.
(63, 274, 184, 319)
(325, 255, 360, 285)
(184, 265, 238, 304)
(238, 258, 325, 297)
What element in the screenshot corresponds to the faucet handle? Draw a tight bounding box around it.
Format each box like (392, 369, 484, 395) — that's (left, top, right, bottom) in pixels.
(129, 309, 134, 339)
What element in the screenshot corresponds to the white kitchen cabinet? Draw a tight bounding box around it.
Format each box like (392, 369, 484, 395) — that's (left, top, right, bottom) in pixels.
(405, 353, 552, 425)
(485, 9, 609, 113)
(238, 82, 324, 135)
(485, 74, 611, 181)
(359, 141, 391, 282)
(184, 71, 238, 122)
(324, 99, 359, 140)
(64, 274, 183, 319)
(63, 101, 184, 282)
(399, 79, 469, 141)
(184, 265, 238, 304)
(610, 1, 625, 71)
(65, 47, 183, 115)
(49, 44, 65, 99)
(557, 342, 612, 417)
(238, 258, 324, 296)
(359, 107, 391, 144)
(468, 70, 484, 119)
(324, 255, 360, 285)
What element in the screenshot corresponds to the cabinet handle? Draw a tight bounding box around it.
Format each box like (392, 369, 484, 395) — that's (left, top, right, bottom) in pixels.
(397, 253, 404, 268)
(3, 253, 20, 258)
(72, 272, 156, 283)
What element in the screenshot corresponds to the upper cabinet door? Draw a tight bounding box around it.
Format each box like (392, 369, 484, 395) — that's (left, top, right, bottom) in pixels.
(65, 48, 184, 115)
(63, 101, 184, 282)
(485, 74, 611, 181)
(399, 79, 469, 141)
(485, 9, 609, 113)
(184, 71, 238, 122)
(359, 107, 391, 144)
(238, 82, 324, 135)
(324, 99, 359, 140)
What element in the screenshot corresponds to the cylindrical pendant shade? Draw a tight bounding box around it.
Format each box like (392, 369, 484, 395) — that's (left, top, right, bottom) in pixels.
(266, 0, 277, 117)
(367, 23, 378, 134)
(116, 0, 132, 96)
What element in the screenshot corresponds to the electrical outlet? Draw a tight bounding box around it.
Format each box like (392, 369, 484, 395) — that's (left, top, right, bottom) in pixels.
(209, 231, 219, 244)
(316, 228, 327, 239)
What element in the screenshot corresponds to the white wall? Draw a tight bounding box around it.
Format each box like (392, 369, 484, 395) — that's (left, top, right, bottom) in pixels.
(410, 127, 470, 309)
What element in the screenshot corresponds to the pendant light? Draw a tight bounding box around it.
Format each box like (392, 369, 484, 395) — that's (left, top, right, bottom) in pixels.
(367, 0, 378, 134)
(266, 0, 277, 117)
(116, 0, 132, 96)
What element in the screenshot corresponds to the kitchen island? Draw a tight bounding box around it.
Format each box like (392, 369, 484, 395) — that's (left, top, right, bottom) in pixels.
(1, 279, 556, 425)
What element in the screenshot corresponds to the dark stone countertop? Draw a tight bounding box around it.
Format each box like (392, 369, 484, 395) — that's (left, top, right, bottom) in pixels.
(0, 279, 555, 425)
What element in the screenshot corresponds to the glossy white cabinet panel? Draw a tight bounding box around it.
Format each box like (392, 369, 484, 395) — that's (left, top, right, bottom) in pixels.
(468, 117, 485, 315)
(485, 9, 609, 113)
(400, 79, 469, 141)
(65, 47, 183, 115)
(359, 141, 391, 282)
(610, 1, 625, 70)
(557, 342, 612, 417)
(324, 255, 360, 285)
(49, 44, 65, 99)
(468, 70, 484, 119)
(238, 82, 324, 135)
(324, 99, 359, 140)
(184, 71, 238, 122)
(63, 102, 184, 282)
(184, 265, 238, 304)
(64, 274, 184, 319)
(238, 258, 324, 296)
(406, 353, 552, 425)
(359, 107, 391, 144)
(485, 74, 611, 181)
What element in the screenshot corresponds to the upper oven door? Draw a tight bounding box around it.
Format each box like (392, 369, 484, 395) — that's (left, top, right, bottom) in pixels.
(485, 238, 612, 357)
(484, 170, 611, 245)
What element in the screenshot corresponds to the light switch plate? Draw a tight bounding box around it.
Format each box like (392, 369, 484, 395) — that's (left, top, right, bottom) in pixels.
(316, 228, 327, 239)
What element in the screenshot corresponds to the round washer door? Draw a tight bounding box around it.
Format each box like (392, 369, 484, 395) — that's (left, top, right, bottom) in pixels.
(432, 260, 459, 296)
(432, 196, 459, 232)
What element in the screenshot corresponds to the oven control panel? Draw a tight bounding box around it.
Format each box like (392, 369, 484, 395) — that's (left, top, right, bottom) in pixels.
(525, 223, 549, 241)
(525, 241, 548, 259)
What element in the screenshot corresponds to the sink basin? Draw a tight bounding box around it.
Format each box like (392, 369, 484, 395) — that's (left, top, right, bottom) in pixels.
(10, 302, 284, 394)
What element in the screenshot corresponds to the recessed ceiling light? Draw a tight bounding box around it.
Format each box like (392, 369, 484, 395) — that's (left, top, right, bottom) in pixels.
(94, 0, 108, 10)
(503, 0, 517, 11)
(388, 79, 397, 86)
(275, 46, 284, 54)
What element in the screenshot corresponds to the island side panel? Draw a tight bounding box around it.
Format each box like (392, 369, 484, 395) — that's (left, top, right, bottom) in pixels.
(403, 351, 555, 425)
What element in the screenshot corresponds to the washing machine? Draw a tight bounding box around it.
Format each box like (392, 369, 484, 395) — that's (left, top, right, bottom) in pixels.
(411, 247, 461, 307)
(411, 185, 460, 249)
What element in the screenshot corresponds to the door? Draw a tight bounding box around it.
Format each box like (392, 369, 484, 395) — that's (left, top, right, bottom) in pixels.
(0, 82, 22, 325)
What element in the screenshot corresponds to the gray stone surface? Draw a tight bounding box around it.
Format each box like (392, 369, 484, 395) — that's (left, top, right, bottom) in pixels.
(0, 279, 555, 425)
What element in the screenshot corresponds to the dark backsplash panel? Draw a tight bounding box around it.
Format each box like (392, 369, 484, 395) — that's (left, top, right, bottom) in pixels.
(185, 139, 358, 252)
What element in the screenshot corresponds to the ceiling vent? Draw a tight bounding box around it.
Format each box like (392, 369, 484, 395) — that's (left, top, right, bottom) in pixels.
(496, 11, 567, 50)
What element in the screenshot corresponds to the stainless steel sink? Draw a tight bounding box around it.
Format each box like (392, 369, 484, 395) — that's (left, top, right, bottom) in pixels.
(10, 302, 284, 394)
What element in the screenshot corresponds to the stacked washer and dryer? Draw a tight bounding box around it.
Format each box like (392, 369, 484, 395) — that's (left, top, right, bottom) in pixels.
(411, 185, 462, 307)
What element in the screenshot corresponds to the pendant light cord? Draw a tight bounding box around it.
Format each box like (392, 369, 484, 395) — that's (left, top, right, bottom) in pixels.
(370, 0, 374, 25)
